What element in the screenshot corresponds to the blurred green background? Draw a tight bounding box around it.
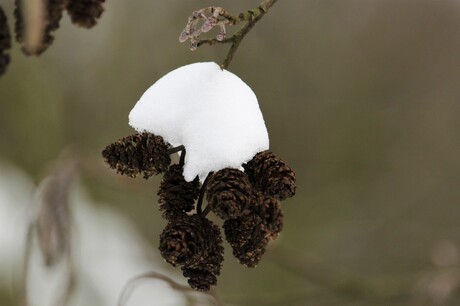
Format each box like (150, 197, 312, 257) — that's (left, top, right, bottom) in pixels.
(1, 0, 460, 305)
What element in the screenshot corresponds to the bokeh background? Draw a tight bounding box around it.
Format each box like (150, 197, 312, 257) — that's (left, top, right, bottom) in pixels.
(1, 0, 460, 305)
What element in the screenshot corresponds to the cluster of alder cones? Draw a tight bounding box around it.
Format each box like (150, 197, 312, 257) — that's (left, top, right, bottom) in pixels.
(102, 132, 296, 291)
(0, 0, 105, 77)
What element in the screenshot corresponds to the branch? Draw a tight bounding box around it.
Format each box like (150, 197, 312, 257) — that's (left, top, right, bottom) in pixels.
(180, 0, 279, 69)
(118, 271, 222, 306)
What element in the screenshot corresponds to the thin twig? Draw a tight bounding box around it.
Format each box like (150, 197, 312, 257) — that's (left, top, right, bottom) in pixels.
(196, 172, 213, 215)
(117, 271, 221, 306)
(179, 148, 186, 167)
(167, 145, 185, 155)
(221, 0, 279, 69)
(201, 204, 212, 218)
(183, 0, 279, 69)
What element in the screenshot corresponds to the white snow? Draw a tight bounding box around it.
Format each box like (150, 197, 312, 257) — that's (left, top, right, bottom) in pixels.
(129, 62, 269, 181)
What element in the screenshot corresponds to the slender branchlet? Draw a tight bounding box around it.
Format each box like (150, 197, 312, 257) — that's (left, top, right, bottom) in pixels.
(180, 0, 279, 69)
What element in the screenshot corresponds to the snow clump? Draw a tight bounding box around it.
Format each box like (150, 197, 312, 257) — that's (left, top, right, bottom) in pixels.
(129, 62, 269, 182)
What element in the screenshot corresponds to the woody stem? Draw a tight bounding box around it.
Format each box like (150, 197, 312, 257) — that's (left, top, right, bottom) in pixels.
(196, 172, 213, 215)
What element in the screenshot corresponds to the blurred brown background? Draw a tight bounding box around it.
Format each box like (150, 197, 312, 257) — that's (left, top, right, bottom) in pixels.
(1, 0, 460, 305)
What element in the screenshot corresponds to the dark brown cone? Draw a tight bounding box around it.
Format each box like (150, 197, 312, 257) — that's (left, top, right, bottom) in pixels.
(253, 192, 284, 239)
(14, 0, 66, 55)
(244, 151, 296, 201)
(159, 215, 224, 291)
(223, 214, 268, 268)
(66, 0, 105, 28)
(0, 6, 11, 76)
(223, 192, 284, 267)
(102, 132, 171, 179)
(158, 164, 200, 221)
(206, 168, 252, 220)
(182, 269, 217, 291)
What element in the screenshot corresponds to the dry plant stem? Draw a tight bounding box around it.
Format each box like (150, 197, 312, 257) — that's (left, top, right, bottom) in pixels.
(198, 0, 278, 69)
(167, 145, 185, 155)
(196, 172, 213, 215)
(20, 224, 34, 306)
(118, 271, 222, 306)
(201, 203, 212, 218)
(179, 148, 186, 167)
(21, 158, 77, 306)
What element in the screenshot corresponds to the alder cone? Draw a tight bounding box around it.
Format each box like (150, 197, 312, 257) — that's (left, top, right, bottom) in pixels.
(158, 164, 200, 220)
(224, 213, 268, 268)
(182, 268, 217, 291)
(0, 7, 11, 76)
(244, 150, 296, 200)
(223, 192, 283, 267)
(102, 132, 170, 179)
(206, 168, 252, 220)
(66, 0, 105, 28)
(159, 215, 224, 291)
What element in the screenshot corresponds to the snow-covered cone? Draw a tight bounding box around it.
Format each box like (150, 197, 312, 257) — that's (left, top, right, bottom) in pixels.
(158, 164, 200, 220)
(14, 0, 65, 55)
(223, 192, 283, 267)
(206, 168, 252, 220)
(66, 0, 105, 28)
(129, 62, 269, 182)
(0, 6, 11, 76)
(244, 151, 296, 201)
(102, 132, 171, 179)
(159, 215, 223, 291)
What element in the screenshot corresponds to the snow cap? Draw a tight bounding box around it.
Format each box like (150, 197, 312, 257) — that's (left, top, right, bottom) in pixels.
(129, 62, 269, 182)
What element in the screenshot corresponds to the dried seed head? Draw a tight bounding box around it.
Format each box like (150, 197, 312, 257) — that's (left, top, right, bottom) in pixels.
(224, 214, 268, 268)
(182, 268, 217, 291)
(223, 192, 284, 267)
(66, 0, 105, 28)
(244, 151, 296, 200)
(253, 192, 283, 239)
(206, 168, 252, 220)
(158, 164, 200, 221)
(159, 214, 223, 291)
(0, 6, 11, 76)
(14, 0, 66, 55)
(102, 132, 171, 179)
(159, 215, 206, 267)
(34, 159, 76, 267)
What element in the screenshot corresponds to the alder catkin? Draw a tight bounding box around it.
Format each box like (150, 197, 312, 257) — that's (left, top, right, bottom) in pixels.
(0, 6, 11, 76)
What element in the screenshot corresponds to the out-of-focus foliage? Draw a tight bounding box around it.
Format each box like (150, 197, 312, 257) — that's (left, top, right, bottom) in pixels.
(1, 0, 460, 305)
